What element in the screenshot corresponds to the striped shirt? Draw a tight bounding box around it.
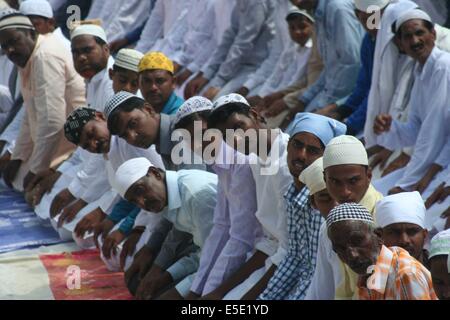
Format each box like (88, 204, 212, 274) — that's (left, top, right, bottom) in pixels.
(357, 245, 438, 300)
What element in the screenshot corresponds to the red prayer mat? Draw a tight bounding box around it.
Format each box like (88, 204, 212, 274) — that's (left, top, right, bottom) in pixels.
(39, 249, 133, 300)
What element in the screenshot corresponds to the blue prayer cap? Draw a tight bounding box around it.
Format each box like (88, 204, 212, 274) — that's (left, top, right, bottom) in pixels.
(286, 113, 347, 146)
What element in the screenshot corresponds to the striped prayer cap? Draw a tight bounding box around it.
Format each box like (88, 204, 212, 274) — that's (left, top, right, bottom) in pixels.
(114, 48, 144, 73)
(64, 107, 97, 144)
(326, 202, 374, 229)
(0, 9, 34, 32)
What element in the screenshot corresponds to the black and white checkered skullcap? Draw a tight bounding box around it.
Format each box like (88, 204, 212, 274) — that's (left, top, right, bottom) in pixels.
(326, 202, 374, 229)
(64, 107, 96, 144)
(104, 91, 141, 119)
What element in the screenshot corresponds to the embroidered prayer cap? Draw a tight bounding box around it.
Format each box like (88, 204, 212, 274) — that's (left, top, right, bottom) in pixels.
(0, 9, 34, 32)
(20, 0, 53, 19)
(114, 48, 144, 73)
(104, 91, 142, 120)
(174, 96, 213, 127)
(64, 107, 97, 144)
(286, 5, 315, 23)
(323, 135, 368, 169)
(211, 93, 250, 115)
(287, 112, 347, 147)
(299, 157, 326, 195)
(70, 23, 107, 43)
(394, 8, 433, 33)
(115, 157, 154, 198)
(326, 202, 375, 229)
(138, 51, 174, 74)
(354, 0, 391, 12)
(429, 229, 450, 273)
(375, 191, 426, 228)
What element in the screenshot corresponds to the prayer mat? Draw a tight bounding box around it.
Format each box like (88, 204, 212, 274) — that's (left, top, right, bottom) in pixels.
(0, 244, 133, 300)
(0, 187, 65, 253)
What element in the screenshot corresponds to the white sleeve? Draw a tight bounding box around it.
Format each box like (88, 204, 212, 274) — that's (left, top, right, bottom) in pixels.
(135, 0, 165, 53)
(0, 104, 23, 155)
(305, 225, 336, 300)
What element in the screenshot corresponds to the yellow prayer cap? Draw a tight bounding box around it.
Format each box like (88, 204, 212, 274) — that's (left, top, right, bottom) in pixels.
(138, 51, 174, 74)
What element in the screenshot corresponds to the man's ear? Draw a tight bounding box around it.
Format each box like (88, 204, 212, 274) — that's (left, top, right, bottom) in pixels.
(249, 107, 266, 125)
(374, 227, 384, 244)
(143, 102, 156, 115)
(95, 111, 106, 121)
(366, 166, 373, 182)
(148, 166, 162, 180)
(48, 17, 56, 28)
(108, 68, 114, 80)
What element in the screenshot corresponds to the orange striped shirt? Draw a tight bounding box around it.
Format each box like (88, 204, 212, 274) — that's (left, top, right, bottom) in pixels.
(357, 245, 438, 300)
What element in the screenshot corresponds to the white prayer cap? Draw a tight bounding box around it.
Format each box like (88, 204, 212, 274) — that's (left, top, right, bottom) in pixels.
(174, 96, 213, 127)
(354, 0, 391, 12)
(114, 48, 144, 73)
(211, 93, 250, 114)
(323, 135, 368, 169)
(20, 0, 53, 19)
(286, 5, 315, 23)
(70, 23, 107, 43)
(299, 157, 326, 195)
(0, 9, 34, 31)
(429, 229, 450, 272)
(375, 191, 426, 228)
(394, 9, 433, 33)
(115, 157, 153, 198)
(104, 91, 142, 119)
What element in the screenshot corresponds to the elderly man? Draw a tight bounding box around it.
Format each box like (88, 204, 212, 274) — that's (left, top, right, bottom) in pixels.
(327, 202, 437, 300)
(114, 157, 217, 299)
(374, 10, 450, 213)
(138, 51, 183, 115)
(288, 0, 364, 114)
(258, 113, 346, 300)
(0, 10, 85, 195)
(429, 229, 450, 300)
(375, 192, 429, 267)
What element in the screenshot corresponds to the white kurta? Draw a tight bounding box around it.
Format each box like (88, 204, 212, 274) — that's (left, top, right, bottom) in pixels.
(251, 130, 291, 264)
(364, 0, 418, 148)
(242, 0, 291, 93)
(134, 0, 191, 54)
(258, 40, 313, 97)
(304, 222, 342, 300)
(379, 47, 450, 190)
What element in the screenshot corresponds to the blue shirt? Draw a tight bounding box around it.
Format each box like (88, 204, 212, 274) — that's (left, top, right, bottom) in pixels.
(161, 92, 184, 115)
(258, 184, 324, 300)
(163, 170, 218, 281)
(342, 33, 376, 134)
(300, 0, 364, 111)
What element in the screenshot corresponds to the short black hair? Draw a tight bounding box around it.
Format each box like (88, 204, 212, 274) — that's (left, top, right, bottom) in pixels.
(393, 19, 434, 38)
(107, 96, 146, 135)
(112, 64, 133, 74)
(207, 103, 251, 129)
(174, 110, 211, 130)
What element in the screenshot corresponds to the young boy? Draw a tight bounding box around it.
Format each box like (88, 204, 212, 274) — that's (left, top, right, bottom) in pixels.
(429, 229, 450, 300)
